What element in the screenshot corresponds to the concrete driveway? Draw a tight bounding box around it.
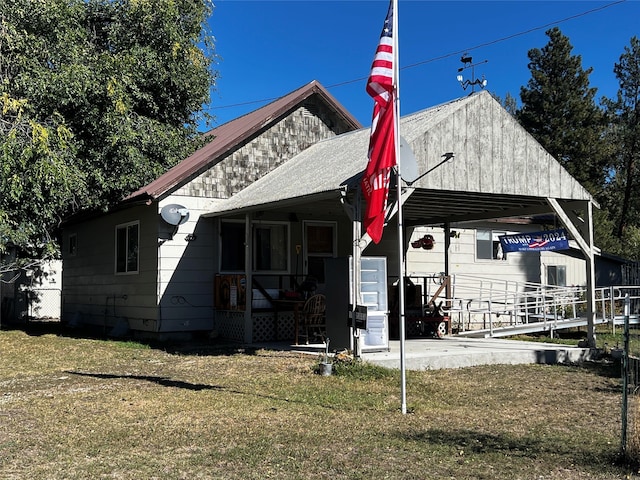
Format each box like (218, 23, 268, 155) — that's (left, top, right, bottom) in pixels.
(359, 337, 596, 370)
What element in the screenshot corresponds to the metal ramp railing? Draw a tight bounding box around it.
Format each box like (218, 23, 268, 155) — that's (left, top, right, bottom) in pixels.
(406, 273, 640, 338)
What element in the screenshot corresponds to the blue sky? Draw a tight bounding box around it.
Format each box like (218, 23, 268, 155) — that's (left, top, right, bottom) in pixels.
(202, 0, 639, 130)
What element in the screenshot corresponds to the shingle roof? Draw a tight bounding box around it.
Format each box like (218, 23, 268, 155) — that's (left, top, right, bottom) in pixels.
(203, 95, 477, 215)
(204, 91, 595, 226)
(124, 80, 361, 203)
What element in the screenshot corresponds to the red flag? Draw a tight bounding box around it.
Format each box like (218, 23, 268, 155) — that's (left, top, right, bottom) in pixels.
(361, 0, 396, 244)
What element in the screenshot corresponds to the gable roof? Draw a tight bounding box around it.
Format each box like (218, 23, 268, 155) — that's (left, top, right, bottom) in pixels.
(205, 91, 595, 226)
(124, 80, 361, 203)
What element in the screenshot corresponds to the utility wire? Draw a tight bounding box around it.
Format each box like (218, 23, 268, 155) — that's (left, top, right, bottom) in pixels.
(329, 0, 626, 88)
(205, 0, 625, 112)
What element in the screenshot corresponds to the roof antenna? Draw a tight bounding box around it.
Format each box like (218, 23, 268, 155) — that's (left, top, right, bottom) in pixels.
(456, 54, 488, 93)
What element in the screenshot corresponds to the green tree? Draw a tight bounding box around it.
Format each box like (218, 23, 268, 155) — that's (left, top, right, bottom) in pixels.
(0, 94, 83, 257)
(0, 0, 216, 256)
(517, 27, 609, 198)
(491, 92, 518, 116)
(601, 37, 640, 248)
(502, 92, 518, 116)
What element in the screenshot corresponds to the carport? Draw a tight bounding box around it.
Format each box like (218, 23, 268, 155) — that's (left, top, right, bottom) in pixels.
(204, 91, 598, 346)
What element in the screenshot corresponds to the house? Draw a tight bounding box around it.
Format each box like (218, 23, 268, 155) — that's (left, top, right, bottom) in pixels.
(61, 81, 360, 340)
(61, 81, 601, 346)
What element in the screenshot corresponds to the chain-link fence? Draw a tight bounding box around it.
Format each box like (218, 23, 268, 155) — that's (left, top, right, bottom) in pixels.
(621, 292, 640, 461)
(24, 287, 62, 321)
(0, 283, 61, 326)
(1, 259, 62, 326)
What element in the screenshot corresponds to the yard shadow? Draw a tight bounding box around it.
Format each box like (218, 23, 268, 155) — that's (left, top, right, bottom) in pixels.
(4, 319, 88, 337)
(7, 319, 264, 357)
(559, 359, 623, 394)
(66, 371, 222, 391)
(403, 428, 621, 472)
(405, 428, 543, 456)
(64, 370, 339, 410)
(579, 359, 621, 379)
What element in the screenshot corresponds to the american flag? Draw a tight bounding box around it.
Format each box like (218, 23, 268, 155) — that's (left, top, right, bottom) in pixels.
(529, 236, 549, 249)
(361, 0, 396, 244)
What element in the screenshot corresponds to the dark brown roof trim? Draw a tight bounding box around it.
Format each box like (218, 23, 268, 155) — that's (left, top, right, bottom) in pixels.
(124, 80, 361, 203)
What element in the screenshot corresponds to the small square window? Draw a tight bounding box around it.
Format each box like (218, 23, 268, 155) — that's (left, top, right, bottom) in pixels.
(477, 229, 506, 261)
(547, 265, 566, 286)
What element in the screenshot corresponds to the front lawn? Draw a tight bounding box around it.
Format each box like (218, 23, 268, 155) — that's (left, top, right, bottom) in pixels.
(0, 327, 632, 479)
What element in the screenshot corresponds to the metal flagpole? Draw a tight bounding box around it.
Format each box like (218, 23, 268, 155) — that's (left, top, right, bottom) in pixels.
(392, 0, 407, 415)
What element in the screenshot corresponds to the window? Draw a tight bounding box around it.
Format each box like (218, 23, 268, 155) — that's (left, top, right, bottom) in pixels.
(115, 222, 139, 274)
(68, 234, 77, 256)
(547, 265, 566, 286)
(304, 222, 336, 283)
(220, 220, 289, 273)
(254, 223, 288, 272)
(220, 221, 245, 271)
(476, 229, 506, 261)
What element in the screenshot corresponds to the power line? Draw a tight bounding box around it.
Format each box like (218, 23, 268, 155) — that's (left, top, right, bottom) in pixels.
(400, 0, 626, 72)
(205, 0, 626, 112)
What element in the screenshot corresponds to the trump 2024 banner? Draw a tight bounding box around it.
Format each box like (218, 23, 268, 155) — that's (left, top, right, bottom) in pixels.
(499, 229, 570, 253)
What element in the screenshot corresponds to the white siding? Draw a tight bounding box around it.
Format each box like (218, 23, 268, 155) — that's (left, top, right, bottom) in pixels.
(156, 195, 215, 332)
(407, 226, 539, 284)
(540, 250, 587, 287)
(406, 225, 588, 293)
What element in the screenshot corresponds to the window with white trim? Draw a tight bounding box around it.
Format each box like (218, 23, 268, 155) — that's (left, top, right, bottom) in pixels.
(115, 222, 139, 274)
(220, 220, 289, 273)
(547, 265, 566, 286)
(476, 229, 506, 261)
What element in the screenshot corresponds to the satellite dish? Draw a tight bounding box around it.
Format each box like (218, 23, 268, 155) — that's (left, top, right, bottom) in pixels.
(399, 136, 419, 183)
(160, 204, 190, 226)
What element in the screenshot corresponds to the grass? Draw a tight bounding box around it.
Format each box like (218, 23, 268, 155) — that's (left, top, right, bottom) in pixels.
(509, 325, 640, 355)
(0, 325, 635, 479)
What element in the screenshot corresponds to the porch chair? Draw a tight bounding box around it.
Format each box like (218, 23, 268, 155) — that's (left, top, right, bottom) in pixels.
(301, 294, 326, 344)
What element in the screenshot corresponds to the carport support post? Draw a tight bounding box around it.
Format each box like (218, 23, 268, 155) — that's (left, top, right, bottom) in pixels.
(444, 223, 451, 278)
(547, 198, 597, 347)
(243, 213, 253, 344)
(583, 201, 597, 347)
